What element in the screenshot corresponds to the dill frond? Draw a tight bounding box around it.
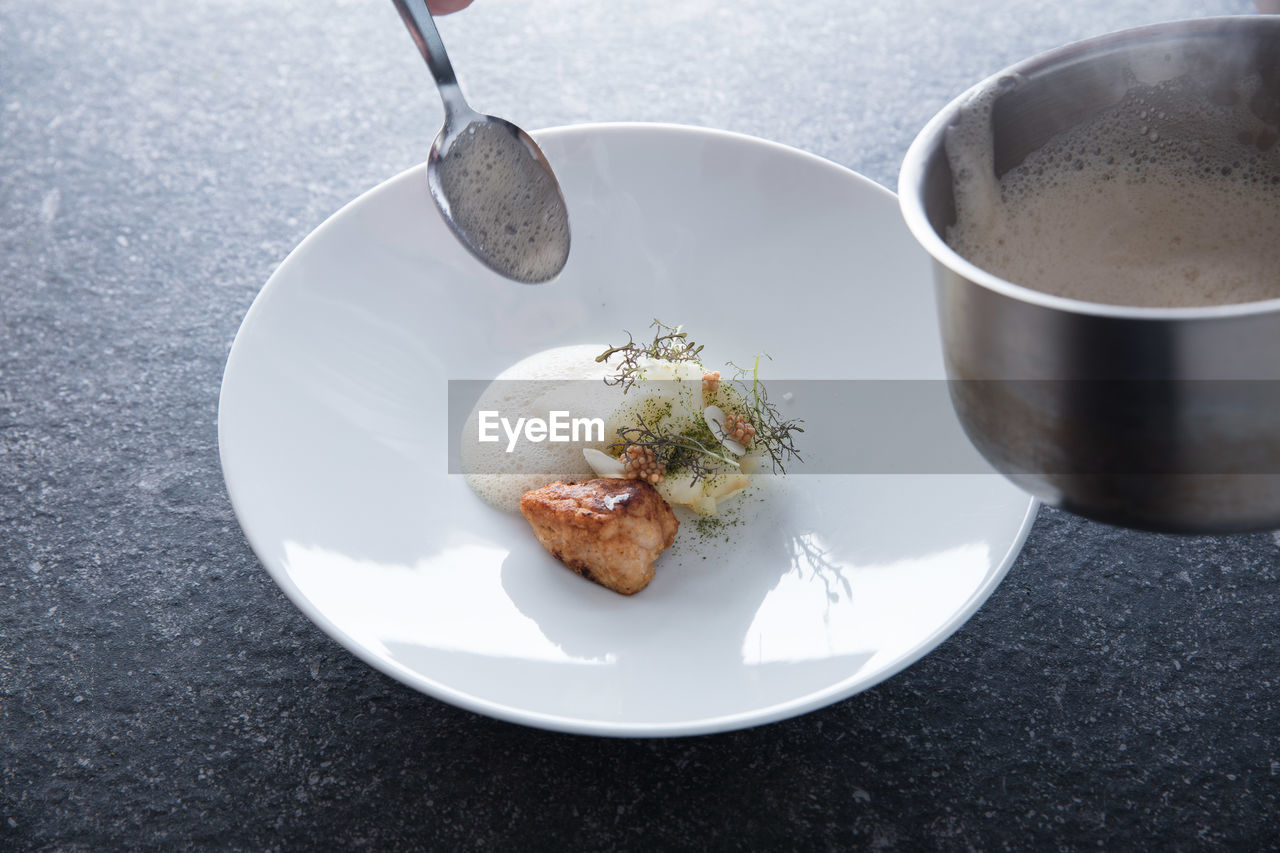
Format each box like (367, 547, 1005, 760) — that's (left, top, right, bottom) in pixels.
(726, 357, 805, 474)
(595, 320, 705, 393)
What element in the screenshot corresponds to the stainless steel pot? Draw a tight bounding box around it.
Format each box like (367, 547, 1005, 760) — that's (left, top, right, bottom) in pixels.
(898, 17, 1280, 533)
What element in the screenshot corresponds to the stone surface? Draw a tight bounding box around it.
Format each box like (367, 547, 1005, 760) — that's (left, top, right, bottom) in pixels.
(2, 0, 1276, 849)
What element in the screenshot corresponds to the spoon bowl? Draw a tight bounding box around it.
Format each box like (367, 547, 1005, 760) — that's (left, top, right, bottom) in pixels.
(392, 0, 570, 283)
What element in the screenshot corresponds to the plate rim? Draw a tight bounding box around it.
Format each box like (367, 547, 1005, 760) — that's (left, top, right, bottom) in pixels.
(217, 121, 1040, 737)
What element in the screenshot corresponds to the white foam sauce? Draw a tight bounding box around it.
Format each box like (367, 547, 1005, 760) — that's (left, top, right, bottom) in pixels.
(945, 74, 1280, 307)
(460, 345, 614, 513)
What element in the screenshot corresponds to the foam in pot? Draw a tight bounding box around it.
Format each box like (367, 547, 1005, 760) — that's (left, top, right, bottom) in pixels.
(945, 72, 1280, 307)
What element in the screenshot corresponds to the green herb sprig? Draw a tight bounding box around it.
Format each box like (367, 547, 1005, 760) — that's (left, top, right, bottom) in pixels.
(725, 356, 805, 474)
(595, 320, 704, 393)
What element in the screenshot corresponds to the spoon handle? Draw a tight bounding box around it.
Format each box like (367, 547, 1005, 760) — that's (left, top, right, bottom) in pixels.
(390, 0, 471, 121)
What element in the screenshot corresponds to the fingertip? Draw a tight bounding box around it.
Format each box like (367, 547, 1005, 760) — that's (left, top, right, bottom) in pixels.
(428, 0, 475, 14)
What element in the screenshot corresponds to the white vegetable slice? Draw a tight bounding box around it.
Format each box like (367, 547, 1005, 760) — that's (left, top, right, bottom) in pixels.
(640, 358, 705, 383)
(582, 448, 627, 479)
(658, 475, 701, 507)
(705, 472, 750, 498)
(691, 494, 719, 516)
(703, 405, 747, 456)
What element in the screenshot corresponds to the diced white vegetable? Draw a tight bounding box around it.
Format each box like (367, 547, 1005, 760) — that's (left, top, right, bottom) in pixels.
(658, 474, 702, 507)
(691, 494, 719, 516)
(705, 472, 750, 498)
(639, 358, 704, 383)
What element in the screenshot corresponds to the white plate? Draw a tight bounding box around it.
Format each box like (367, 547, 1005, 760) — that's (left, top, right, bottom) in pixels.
(218, 123, 1036, 737)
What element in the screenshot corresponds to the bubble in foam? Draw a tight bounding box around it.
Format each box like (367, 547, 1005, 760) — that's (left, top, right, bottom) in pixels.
(437, 121, 571, 282)
(945, 74, 1280, 307)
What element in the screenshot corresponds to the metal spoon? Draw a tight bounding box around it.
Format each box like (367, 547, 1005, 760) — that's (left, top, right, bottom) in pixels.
(391, 0, 571, 283)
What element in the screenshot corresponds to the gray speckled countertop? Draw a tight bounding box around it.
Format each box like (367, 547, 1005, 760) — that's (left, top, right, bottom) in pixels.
(3, 0, 1278, 848)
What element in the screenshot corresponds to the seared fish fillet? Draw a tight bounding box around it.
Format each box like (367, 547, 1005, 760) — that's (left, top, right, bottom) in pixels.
(519, 479, 679, 595)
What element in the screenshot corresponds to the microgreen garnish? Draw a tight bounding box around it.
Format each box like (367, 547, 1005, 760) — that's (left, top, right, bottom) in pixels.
(595, 320, 704, 393)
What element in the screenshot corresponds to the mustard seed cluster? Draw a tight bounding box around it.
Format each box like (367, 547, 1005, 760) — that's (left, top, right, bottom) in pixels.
(622, 444, 666, 484)
(723, 412, 756, 447)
